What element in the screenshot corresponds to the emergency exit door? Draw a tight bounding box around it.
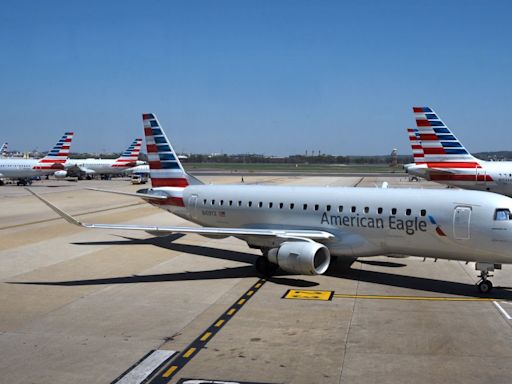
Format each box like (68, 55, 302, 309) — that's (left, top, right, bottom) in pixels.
(453, 206, 471, 240)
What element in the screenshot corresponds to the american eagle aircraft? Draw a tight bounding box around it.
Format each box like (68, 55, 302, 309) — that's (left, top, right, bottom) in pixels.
(405, 107, 512, 196)
(28, 114, 512, 293)
(0, 132, 73, 185)
(62, 138, 145, 179)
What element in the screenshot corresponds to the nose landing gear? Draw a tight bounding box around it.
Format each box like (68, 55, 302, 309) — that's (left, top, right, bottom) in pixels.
(475, 263, 500, 293)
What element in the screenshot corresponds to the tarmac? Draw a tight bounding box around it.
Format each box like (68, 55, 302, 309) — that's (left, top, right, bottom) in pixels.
(1, 175, 512, 384)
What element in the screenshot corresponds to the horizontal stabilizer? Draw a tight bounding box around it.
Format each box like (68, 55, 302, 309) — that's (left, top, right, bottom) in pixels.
(86, 187, 168, 200)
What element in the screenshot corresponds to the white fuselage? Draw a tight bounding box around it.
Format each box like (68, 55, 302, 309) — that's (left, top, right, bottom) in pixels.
(142, 185, 512, 264)
(0, 158, 57, 178)
(406, 160, 512, 196)
(66, 159, 145, 175)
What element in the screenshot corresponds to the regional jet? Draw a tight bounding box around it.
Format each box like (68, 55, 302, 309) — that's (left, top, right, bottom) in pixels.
(0, 132, 73, 185)
(405, 107, 512, 196)
(62, 138, 145, 179)
(28, 114, 512, 293)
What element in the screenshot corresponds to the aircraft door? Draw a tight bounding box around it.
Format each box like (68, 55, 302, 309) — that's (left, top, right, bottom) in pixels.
(453, 206, 471, 240)
(188, 195, 198, 219)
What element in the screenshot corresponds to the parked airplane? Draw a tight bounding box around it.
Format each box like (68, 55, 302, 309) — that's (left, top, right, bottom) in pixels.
(0, 142, 7, 157)
(27, 114, 512, 293)
(405, 107, 512, 196)
(63, 138, 145, 179)
(0, 132, 74, 185)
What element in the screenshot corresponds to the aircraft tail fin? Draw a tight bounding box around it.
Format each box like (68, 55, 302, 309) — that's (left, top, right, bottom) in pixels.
(0, 142, 7, 156)
(407, 127, 424, 163)
(412, 107, 478, 164)
(35, 132, 74, 170)
(113, 138, 142, 167)
(142, 113, 202, 188)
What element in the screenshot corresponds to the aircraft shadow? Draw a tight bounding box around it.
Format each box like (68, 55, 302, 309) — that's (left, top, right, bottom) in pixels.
(10, 234, 317, 288)
(327, 267, 512, 300)
(11, 234, 512, 298)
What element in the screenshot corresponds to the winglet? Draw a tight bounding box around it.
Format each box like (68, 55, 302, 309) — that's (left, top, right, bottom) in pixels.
(25, 188, 85, 227)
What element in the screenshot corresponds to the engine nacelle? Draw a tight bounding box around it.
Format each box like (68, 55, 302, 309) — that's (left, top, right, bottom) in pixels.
(267, 241, 330, 275)
(54, 170, 68, 178)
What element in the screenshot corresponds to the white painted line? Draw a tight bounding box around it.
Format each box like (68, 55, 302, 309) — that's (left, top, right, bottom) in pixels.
(117, 349, 177, 384)
(493, 301, 512, 320)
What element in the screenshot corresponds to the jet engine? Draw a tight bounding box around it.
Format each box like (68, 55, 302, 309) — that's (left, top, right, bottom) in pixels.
(267, 241, 330, 275)
(54, 170, 67, 178)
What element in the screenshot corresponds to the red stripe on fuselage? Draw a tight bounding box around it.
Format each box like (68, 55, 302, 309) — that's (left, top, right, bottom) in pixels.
(430, 174, 493, 181)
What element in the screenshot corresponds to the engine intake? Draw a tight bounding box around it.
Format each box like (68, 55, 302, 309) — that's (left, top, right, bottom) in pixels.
(54, 170, 68, 178)
(267, 241, 330, 275)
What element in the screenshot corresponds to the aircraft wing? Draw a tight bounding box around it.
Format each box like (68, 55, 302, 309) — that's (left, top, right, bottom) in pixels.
(26, 188, 334, 241)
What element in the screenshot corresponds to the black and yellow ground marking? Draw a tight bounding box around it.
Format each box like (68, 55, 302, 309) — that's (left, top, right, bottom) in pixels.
(282, 289, 334, 301)
(147, 278, 267, 384)
(283, 289, 499, 302)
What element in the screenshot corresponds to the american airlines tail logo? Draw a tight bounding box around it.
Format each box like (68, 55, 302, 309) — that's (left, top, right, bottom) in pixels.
(320, 211, 447, 236)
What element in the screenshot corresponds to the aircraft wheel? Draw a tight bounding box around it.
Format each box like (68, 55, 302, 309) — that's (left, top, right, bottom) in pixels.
(478, 280, 493, 294)
(255, 257, 278, 276)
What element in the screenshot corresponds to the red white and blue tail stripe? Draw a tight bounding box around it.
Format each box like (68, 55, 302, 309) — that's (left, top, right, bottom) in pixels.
(34, 132, 74, 170)
(112, 138, 142, 168)
(413, 107, 478, 165)
(143, 113, 189, 188)
(407, 127, 424, 163)
(411, 107, 491, 183)
(0, 142, 7, 157)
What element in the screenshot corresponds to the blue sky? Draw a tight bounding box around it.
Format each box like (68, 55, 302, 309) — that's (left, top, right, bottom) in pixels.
(1, 0, 511, 155)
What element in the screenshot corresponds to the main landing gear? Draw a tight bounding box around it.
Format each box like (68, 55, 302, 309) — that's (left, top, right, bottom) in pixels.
(476, 262, 500, 293)
(255, 249, 278, 276)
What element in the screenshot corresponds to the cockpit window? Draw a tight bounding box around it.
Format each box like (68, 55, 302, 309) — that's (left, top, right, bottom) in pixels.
(494, 208, 512, 221)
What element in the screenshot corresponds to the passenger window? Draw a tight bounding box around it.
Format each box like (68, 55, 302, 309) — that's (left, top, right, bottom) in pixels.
(290, 203, 294, 210)
(279, 203, 284, 209)
(211, 200, 215, 205)
(203, 199, 207, 205)
(420, 209, 426, 216)
(391, 208, 397, 215)
(303, 204, 308, 210)
(229, 200, 233, 206)
(377, 207, 383, 214)
(314, 204, 319, 211)
(269, 202, 273, 208)
(351, 206, 356, 213)
(238, 201, 242, 207)
(220, 200, 224, 206)
(258, 202, 263, 208)
(406, 208, 411, 216)
(248, 201, 252, 207)
(364, 207, 369, 214)
(326, 205, 331, 212)
(338, 206, 343, 213)
(494, 209, 512, 221)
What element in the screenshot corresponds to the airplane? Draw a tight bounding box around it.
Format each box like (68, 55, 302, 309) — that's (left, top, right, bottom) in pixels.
(27, 113, 512, 293)
(0, 142, 7, 157)
(0, 132, 74, 185)
(405, 107, 512, 196)
(63, 138, 145, 179)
